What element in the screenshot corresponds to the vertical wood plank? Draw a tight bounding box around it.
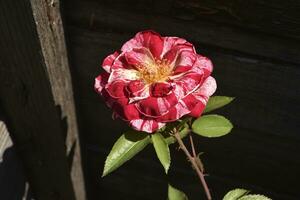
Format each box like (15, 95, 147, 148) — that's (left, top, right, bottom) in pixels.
(0, 0, 77, 199)
(30, 0, 86, 199)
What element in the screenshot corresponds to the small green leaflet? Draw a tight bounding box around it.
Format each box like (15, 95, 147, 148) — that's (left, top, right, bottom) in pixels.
(223, 188, 249, 200)
(102, 130, 150, 177)
(239, 195, 271, 200)
(223, 189, 272, 200)
(204, 96, 235, 113)
(152, 132, 171, 173)
(168, 184, 188, 200)
(192, 114, 233, 138)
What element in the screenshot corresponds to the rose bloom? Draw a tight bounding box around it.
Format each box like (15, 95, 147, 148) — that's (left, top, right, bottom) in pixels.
(95, 31, 216, 133)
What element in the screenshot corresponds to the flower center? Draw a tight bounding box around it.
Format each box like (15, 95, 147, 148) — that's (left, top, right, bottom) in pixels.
(137, 59, 172, 84)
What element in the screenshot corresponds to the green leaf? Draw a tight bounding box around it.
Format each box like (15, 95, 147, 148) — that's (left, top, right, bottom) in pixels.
(102, 131, 150, 177)
(192, 114, 233, 138)
(168, 184, 188, 200)
(152, 132, 171, 173)
(204, 96, 235, 113)
(223, 189, 271, 200)
(223, 188, 249, 200)
(165, 123, 190, 145)
(239, 195, 272, 200)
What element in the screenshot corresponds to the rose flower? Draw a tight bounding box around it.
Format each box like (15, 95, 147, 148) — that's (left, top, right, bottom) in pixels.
(95, 31, 216, 133)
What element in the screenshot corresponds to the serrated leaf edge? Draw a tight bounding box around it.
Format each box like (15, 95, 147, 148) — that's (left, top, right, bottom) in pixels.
(102, 133, 149, 177)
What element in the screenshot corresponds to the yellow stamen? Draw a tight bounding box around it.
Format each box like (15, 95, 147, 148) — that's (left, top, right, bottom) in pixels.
(136, 59, 172, 84)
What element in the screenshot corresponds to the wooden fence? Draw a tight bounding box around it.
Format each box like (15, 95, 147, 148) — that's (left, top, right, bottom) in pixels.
(0, 0, 299, 200)
(0, 0, 85, 199)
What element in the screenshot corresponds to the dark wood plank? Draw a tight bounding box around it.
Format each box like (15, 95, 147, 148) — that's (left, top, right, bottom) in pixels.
(172, 0, 300, 40)
(30, 0, 86, 199)
(0, 1, 76, 199)
(67, 27, 300, 139)
(62, 1, 300, 199)
(65, 1, 300, 66)
(85, 140, 300, 200)
(64, 26, 300, 199)
(86, 0, 300, 41)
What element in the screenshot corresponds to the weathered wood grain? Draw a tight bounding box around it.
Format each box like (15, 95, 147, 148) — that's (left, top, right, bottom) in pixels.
(87, 0, 300, 41)
(0, 1, 76, 199)
(0, 121, 31, 199)
(30, 0, 85, 199)
(65, 1, 300, 65)
(0, 122, 12, 158)
(172, 0, 300, 40)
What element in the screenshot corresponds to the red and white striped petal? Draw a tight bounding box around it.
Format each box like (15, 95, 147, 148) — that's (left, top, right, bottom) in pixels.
(175, 51, 196, 67)
(95, 31, 217, 133)
(156, 101, 190, 122)
(163, 44, 195, 66)
(181, 72, 203, 91)
(136, 92, 178, 117)
(113, 103, 141, 121)
(172, 82, 187, 100)
(161, 37, 195, 63)
(126, 80, 145, 95)
(140, 31, 164, 59)
(94, 73, 115, 108)
(124, 47, 154, 67)
(130, 119, 165, 133)
(194, 76, 217, 98)
(108, 68, 139, 83)
(121, 35, 142, 52)
(102, 51, 119, 72)
(128, 87, 150, 103)
(150, 82, 173, 97)
(186, 76, 217, 117)
(94, 72, 109, 93)
(161, 37, 195, 56)
(173, 72, 203, 98)
(191, 55, 213, 77)
(105, 80, 127, 98)
(110, 53, 132, 70)
(181, 94, 201, 111)
(188, 101, 206, 117)
(172, 51, 196, 75)
(121, 30, 164, 59)
(126, 80, 150, 103)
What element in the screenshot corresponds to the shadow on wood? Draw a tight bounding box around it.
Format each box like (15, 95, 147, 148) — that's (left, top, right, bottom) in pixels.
(62, 0, 300, 199)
